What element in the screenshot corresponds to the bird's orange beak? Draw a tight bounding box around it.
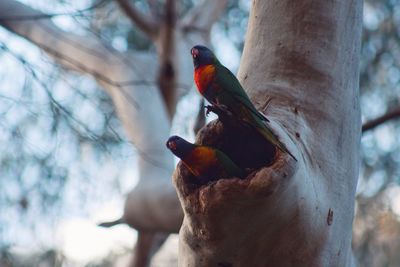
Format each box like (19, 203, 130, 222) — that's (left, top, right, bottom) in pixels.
(167, 140, 177, 150)
(191, 48, 199, 59)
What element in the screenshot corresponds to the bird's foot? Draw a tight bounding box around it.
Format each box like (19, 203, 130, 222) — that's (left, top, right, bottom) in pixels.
(205, 105, 215, 117)
(205, 104, 232, 117)
(205, 104, 240, 127)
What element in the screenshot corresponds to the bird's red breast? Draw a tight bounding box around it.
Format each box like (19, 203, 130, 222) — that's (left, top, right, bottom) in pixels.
(182, 146, 218, 177)
(194, 64, 216, 95)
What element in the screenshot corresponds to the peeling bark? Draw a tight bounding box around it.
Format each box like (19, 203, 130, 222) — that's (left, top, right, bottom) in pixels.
(174, 0, 362, 266)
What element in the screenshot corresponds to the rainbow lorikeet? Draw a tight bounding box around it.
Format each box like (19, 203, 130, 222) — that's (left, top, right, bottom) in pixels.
(166, 135, 244, 180)
(190, 45, 297, 161)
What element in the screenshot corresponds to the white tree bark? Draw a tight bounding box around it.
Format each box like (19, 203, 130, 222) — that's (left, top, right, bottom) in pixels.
(174, 0, 362, 266)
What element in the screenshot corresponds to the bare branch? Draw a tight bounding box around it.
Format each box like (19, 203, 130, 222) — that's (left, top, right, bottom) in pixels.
(181, 0, 227, 33)
(0, 43, 123, 152)
(0, 1, 184, 112)
(116, 0, 159, 38)
(98, 218, 124, 228)
(362, 106, 400, 132)
(0, 0, 120, 80)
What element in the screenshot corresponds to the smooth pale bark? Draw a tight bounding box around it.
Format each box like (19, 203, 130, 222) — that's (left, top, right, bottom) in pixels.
(174, 0, 362, 266)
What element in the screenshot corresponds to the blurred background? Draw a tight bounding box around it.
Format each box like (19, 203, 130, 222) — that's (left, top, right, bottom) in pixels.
(0, 0, 398, 266)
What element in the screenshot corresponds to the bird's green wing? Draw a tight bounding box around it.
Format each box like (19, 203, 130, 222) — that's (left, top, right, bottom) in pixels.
(215, 63, 269, 122)
(215, 150, 244, 178)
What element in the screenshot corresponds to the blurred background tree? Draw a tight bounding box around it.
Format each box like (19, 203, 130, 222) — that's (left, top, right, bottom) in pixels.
(354, 1, 400, 266)
(0, 0, 399, 266)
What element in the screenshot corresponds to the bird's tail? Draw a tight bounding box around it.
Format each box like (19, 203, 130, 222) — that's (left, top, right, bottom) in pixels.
(256, 124, 297, 161)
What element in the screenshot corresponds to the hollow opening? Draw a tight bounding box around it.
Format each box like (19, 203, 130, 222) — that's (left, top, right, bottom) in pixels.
(180, 119, 277, 187)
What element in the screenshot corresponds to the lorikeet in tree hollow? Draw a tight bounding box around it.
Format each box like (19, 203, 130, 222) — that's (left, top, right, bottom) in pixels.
(166, 135, 245, 180)
(190, 45, 297, 161)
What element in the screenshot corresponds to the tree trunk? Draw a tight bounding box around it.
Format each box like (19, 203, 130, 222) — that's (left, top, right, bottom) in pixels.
(174, 0, 362, 266)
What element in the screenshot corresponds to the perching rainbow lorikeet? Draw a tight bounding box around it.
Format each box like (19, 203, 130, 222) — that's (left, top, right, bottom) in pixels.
(166, 135, 244, 180)
(190, 45, 296, 161)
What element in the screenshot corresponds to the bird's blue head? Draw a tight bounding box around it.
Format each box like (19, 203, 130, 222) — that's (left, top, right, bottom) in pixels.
(166, 135, 195, 159)
(191, 45, 216, 69)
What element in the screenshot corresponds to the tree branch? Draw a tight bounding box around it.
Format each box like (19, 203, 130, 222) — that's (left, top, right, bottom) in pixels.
(116, 0, 159, 39)
(0, 0, 118, 78)
(362, 106, 400, 132)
